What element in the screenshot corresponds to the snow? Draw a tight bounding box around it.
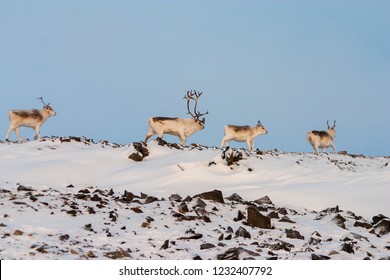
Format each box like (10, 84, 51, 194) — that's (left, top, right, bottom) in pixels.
(0, 136, 389, 260)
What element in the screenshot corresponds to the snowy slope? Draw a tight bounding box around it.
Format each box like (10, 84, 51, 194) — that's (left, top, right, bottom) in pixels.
(0, 137, 389, 260)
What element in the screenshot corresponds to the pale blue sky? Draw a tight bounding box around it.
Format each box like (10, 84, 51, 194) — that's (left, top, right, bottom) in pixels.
(1, 0, 389, 155)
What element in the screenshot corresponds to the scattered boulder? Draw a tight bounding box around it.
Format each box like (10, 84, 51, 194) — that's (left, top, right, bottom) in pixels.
(285, 229, 304, 240)
(145, 196, 158, 204)
(17, 185, 34, 192)
(128, 153, 144, 162)
(254, 196, 273, 205)
(194, 190, 225, 204)
(247, 205, 271, 229)
(221, 148, 245, 166)
(373, 219, 390, 236)
(104, 248, 131, 259)
(332, 214, 347, 229)
(235, 226, 251, 239)
(279, 216, 296, 224)
(160, 240, 170, 250)
(226, 193, 244, 202)
(169, 194, 182, 202)
(178, 233, 203, 240)
(354, 220, 372, 229)
(128, 142, 149, 161)
(178, 202, 189, 213)
(217, 247, 260, 260)
(372, 214, 387, 225)
(13, 229, 24, 236)
(311, 254, 331, 260)
(341, 243, 355, 254)
(200, 243, 215, 250)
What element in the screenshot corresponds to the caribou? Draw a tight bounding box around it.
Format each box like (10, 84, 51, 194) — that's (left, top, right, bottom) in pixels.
(6, 97, 57, 142)
(221, 121, 268, 150)
(145, 90, 208, 145)
(306, 121, 336, 154)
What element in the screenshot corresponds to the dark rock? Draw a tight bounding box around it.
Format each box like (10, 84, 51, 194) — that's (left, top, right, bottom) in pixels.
(234, 210, 245, 221)
(247, 205, 271, 229)
(59, 234, 70, 241)
(374, 219, 390, 236)
(372, 214, 387, 225)
(235, 226, 251, 239)
(285, 229, 304, 240)
(193, 255, 202, 260)
(254, 196, 273, 205)
(323, 205, 341, 214)
(169, 194, 182, 202)
(308, 237, 321, 245)
(36, 245, 48, 254)
(341, 243, 355, 254)
(133, 142, 149, 157)
(194, 190, 225, 204)
(200, 243, 215, 250)
(267, 211, 279, 219)
(131, 207, 143, 213)
(195, 198, 207, 208)
(17, 185, 34, 192)
(128, 153, 144, 162)
(122, 191, 134, 203)
(279, 216, 296, 224)
(178, 233, 203, 240)
(66, 210, 78, 216)
(104, 248, 131, 259)
(226, 193, 244, 202)
(312, 231, 322, 237)
(178, 202, 189, 213)
(13, 230, 24, 236)
(217, 248, 239, 260)
(160, 240, 170, 250)
(145, 196, 158, 204)
(311, 254, 331, 260)
(354, 220, 372, 229)
(332, 214, 347, 229)
(202, 216, 211, 223)
(91, 194, 102, 202)
(262, 240, 294, 252)
(278, 208, 289, 215)
(217, 247, 259, 260)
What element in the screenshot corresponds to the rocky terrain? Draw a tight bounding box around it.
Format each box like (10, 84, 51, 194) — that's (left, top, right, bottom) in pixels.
(0, 137, 389, 260)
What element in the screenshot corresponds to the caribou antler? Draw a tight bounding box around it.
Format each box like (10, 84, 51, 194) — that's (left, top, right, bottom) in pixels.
(184, 90, 208, 120)
(327, 120, 336, 128)
(37, 97, 50, 107)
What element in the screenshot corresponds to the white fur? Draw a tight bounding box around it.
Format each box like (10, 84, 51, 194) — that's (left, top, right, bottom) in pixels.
(221, 123, 268, 150)
(145, 117, 204, 145)
(6, 106, 56, 142)
(307, 124, 336, 154)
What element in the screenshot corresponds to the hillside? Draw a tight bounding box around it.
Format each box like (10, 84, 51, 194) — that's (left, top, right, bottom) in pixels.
(0, 137, 389, 260)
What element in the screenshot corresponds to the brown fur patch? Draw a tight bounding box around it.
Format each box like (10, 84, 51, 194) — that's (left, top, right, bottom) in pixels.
(13, 110, 43, 121)
(230, 125, 251, 132)
(311, 130, 329, 139)
(153, 117, 178, 122)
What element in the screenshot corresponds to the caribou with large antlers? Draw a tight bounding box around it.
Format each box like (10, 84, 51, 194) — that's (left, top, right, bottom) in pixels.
(221, 121, 268, 150)
(145, 90, 208, 145)
(306, 121, 337, 154)
(6, 97, 57, 142)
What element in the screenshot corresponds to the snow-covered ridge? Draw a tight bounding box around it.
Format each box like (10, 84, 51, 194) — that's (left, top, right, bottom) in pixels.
(0, 136, 389, 260)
